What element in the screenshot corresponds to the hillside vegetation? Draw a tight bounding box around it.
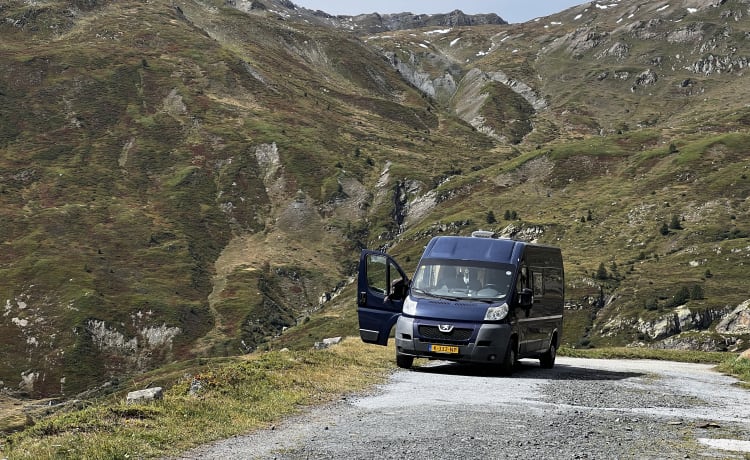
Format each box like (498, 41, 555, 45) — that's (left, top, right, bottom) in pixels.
(1, 0, 749, 399)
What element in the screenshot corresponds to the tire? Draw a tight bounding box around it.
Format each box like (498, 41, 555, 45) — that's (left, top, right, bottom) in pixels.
(396, 353, 413, 369)
(498, 340, 516, 376)
(539, 340, 557, 369)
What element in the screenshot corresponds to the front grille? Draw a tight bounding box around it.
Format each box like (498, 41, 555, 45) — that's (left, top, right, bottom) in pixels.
(418, 325, 473, 341)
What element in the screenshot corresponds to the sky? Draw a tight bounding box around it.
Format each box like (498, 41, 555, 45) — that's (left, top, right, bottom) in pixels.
(291, 1, 585, 24)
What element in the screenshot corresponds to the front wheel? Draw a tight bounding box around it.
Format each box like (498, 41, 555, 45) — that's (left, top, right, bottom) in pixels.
(498, 340, 516, 376)
(396, 353, 413, 369)
(539, 341, 557, 369)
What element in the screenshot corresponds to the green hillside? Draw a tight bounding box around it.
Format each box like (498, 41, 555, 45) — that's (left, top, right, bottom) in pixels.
(1, 0, 749, 398)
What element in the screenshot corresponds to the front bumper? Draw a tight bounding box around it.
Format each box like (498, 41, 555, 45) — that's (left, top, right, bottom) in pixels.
(395, 316, 511, 364)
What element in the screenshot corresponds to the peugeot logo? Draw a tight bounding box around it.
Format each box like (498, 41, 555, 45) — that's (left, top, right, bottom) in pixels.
(438, 324, 454, 333)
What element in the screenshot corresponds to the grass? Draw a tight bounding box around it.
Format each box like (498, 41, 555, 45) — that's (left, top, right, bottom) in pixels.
(558, 346, 731, 364)
(1, 339, 394, 459)
(717, 355, 750, 389)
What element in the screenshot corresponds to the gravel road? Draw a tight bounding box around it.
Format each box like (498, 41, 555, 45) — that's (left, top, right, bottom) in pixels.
(178, 357, 750, 459)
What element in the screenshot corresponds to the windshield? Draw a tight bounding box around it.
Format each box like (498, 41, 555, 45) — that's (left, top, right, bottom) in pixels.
(411, 259, 514, 301)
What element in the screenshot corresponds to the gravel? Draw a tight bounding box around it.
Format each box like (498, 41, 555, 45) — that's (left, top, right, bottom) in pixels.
(176, 357, 750, 460)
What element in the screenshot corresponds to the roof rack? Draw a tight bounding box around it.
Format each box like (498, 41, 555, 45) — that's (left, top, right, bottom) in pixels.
(471, 230, 497, 239)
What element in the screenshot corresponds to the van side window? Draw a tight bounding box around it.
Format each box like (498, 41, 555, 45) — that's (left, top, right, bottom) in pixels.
(532, 271, 544, 297)
(544, 268, 564, 298)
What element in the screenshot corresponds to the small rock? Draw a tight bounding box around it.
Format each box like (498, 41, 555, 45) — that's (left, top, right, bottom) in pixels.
(313, 336, 343, 350)
(697, 421, 720, 429)
(126, 387, 163, 404)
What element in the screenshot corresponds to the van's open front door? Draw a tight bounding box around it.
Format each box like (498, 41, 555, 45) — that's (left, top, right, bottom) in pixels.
(357, 250, 408, 346)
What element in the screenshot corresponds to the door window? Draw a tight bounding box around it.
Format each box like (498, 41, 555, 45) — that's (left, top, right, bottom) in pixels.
(366, 254, 402, 296)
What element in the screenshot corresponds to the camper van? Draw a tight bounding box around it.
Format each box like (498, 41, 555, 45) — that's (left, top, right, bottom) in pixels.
(357, 231, 564, 375)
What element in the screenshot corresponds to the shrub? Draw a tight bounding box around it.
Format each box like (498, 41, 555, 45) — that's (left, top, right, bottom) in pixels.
(486, 210, 497, 224)
(669, 214, 683, 230)
(690, 284, 704, 300)
(671, 286, 690, 307)
(595, 262, 608, 280)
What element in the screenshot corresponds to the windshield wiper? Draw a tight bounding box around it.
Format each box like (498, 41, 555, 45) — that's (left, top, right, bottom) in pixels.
(411, 288, 462, 301)
(472, 297, 500, 303)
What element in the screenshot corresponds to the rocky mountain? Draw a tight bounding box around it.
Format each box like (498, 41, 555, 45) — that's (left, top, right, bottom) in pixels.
(238, 0, 507, 34)
(1, 0, 749, 397)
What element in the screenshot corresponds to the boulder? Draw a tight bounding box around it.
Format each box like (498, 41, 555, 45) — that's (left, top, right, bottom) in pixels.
(126, 387, 163, 404)
(313, 336, 343, 350)
(715, 300, 750, 334)
(740, 348, 750, 361)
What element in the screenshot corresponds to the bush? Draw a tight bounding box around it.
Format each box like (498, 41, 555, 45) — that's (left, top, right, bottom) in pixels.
(669, 214, 683, 230)
(690, 284, 704, 300)
(595, 263, 608, 280)
(670, 286, 690, 307)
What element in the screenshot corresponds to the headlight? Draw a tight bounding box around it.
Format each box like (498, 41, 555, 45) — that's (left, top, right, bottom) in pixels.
(484, 303, 509, 321)
(402, 296, 417, 316)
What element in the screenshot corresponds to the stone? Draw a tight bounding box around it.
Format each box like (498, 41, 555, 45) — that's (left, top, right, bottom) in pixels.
(313, 336, 343, 350)
(715, 300, 750, 334)
(126, 387, 163, 404)
(740, 348, 750, 361)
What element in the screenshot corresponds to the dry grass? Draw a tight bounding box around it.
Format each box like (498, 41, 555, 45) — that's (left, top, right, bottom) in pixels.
(1, 340, 394, 459)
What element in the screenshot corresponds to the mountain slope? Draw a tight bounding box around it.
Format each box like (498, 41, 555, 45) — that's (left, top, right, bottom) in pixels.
(1, 0, 749, 397)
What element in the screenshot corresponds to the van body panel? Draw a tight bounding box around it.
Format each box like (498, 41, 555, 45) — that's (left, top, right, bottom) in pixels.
(404, 297, 490, 323)
(357, 235, 564, 371)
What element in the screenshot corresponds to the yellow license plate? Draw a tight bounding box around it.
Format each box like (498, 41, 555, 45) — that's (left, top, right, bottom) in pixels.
(430, 344, 459, 354)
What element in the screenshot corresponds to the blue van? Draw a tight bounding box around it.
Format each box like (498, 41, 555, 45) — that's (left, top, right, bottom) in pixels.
(357, 231, 564, 375)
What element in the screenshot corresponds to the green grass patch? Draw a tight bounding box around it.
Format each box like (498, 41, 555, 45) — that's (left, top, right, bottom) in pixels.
(559, 346, 731, 364)
(2, 340, 394, 459)
(717, 355, 750, 388)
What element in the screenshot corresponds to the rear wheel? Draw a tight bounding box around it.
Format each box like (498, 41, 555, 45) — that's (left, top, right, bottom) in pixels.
(498, 340, 516, 376)
(396, 353, 413, 369)
(539, 339, 557, 369)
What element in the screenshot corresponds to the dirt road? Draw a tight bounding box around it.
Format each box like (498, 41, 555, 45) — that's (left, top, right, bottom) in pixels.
(179, 357, 750, 459)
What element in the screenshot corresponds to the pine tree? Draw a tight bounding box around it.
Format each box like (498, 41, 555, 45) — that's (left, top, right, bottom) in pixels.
(596, 263, 608, 280)
(486, 210, 496, 224)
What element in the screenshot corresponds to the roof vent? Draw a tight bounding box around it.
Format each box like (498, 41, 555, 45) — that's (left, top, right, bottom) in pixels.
(471, 230, 497, 239)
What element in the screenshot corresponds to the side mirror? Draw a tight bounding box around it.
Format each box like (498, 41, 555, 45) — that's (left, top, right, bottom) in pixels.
(519, 288, 533, 308)
(388, 278, 408, 302)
